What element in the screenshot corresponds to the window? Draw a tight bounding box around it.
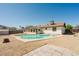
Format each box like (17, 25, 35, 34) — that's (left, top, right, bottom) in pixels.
(52, 27, 56, 31)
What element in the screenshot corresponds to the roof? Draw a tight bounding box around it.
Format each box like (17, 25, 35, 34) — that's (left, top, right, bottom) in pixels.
(0, 25, 9, 29)
(25, 22, 66, 29)
(35, 22, 65, 28)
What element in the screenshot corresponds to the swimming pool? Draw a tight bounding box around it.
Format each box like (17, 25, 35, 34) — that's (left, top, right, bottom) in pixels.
(16, 34, 50, 40)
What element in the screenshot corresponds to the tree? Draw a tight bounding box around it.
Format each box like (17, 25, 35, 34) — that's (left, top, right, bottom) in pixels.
(65, 24, 73, 34)
(65, 24, 73, 30)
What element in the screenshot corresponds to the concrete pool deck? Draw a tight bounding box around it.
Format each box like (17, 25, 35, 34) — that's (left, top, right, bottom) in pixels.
(24, 44, 76, 56)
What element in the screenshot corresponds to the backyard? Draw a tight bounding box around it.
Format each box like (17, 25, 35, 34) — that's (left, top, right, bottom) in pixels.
(0, 33, 79, 56)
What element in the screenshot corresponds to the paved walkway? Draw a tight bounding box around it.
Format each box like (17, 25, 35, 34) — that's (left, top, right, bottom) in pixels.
(24, 44, 77, 56)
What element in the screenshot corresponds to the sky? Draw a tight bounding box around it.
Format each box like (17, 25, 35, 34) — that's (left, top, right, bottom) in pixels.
(0, 3, 79, 27)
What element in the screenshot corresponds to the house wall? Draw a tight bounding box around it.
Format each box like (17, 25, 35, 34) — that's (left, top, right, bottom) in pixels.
(0, 29, 9, 35)
(42, 27, 65, 35)
(61, 27, 65, 34)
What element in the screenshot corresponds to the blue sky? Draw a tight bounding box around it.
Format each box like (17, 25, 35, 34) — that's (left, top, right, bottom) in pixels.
(0, 3, 79, 27)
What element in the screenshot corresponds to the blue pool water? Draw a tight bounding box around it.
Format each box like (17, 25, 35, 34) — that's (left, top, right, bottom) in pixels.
(16, 34, 49, 40)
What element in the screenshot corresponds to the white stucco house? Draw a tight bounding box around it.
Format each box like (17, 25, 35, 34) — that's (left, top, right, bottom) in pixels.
(25, 21, 66, 35)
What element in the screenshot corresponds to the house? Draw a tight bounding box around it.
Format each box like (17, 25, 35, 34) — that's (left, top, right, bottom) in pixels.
(72, 25, 79, 33)
(0, 25, 9, 35)
(9, 27, 23, 34)
(0, 25, 23, 35)
(25, 21, 66, 35)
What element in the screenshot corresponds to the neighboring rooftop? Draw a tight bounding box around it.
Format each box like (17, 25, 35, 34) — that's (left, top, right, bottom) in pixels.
(0, 25, 10, 29)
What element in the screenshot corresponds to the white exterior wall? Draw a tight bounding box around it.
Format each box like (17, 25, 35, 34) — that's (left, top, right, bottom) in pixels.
(42, 27, 65, 35)
(61, 27, 65, 34)
(0, 29, 9, 35)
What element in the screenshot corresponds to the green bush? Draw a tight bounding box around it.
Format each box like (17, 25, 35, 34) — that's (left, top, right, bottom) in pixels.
(65, 24, 73, 30)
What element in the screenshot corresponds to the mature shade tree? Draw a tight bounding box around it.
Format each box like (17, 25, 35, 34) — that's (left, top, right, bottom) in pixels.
(65, 24, 73, 30)
(65, 24, 73, 34)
